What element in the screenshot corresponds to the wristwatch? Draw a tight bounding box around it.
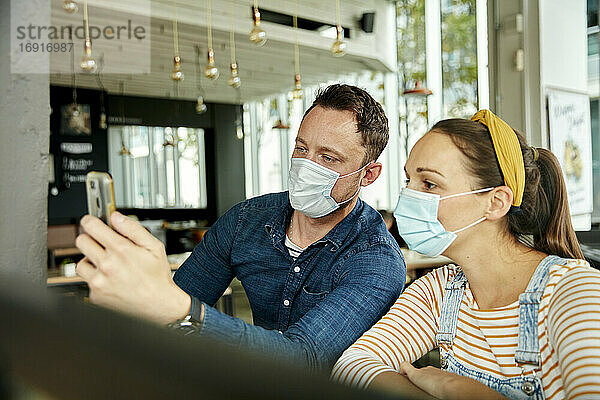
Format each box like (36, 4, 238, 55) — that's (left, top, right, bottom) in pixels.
(166, 297, 203, 336)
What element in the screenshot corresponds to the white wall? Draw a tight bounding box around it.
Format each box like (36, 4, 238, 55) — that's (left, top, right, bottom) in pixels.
(538, 0, 590, 230)
(491, 0, 591, 230)
(539, 1, 588, 92)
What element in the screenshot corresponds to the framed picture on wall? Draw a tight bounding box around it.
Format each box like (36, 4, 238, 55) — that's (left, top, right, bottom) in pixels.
(547, 87, 593, 216)
(60, 103, 91, 136)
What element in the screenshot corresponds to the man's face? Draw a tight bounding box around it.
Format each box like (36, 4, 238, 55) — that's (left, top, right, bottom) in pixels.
(292, 105, 367, 203)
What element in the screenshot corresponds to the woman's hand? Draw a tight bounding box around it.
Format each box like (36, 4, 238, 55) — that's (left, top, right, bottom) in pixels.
(400, 362, 508, 400)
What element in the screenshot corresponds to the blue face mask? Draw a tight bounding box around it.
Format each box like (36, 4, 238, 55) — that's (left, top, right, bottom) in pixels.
(393, 187, 494, 257)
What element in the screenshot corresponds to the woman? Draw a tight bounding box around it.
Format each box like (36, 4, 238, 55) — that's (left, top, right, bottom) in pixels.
(331, 110, 600, 399)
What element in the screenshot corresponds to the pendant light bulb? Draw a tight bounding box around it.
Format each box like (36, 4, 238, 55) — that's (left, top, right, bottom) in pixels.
(204, 48, 219, 80)
(99, 112, 107, 129)
(291, 6, 302, 100)
(119, 144, 131, 156)
(171, 13, 183, 81)
(196, 96, 207, 114)
(292, 73, 303, 99)
(63, 0, 78, 13)
(236, 123, 244, 140)
(331, 26, 347, 57)
(249, 7, 267, 46)
(228, 62, 241, 88)
(80, 39, 97, 73)
(80, 1, 96, 73)
(171, 55, 184, 81)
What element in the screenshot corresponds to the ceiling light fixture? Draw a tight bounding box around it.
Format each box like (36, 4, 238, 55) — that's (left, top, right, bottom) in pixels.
(79, 0, 97, 73)
(194, 45, 208, 114)
(234, 91, 243, 139)
(249, 0, 267, 46)
(204, 0, 219, 80)
(170, 2, 184, 81)
(291, 4, 303, 100)
(196, 96, 208, 114)
(119, 129, 132, 156)
(229, 62, 241, 88)
(62, 0, 78, 13)
(330, 0, 346, 57)
(402, 81, 433, 96)
(228, 5, 241, 88)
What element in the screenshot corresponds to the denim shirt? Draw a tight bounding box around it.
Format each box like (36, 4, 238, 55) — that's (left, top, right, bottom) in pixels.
(173, 191, 406, 371)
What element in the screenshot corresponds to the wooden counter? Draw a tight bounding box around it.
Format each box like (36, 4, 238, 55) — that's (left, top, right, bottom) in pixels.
(401, 248, 452, 271)
(47, 250, 451, 285)
(47, 262, 183, 286)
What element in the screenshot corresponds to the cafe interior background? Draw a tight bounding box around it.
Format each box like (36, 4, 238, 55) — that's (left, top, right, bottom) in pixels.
(0, 0, 599, 367)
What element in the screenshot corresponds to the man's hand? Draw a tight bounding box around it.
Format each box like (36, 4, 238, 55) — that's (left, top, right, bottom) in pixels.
(75, 212, 191, 325)
(399, 362, 507, 400)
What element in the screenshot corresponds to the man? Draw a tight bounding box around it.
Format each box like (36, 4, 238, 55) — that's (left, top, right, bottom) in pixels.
(76, 84, 406, 371)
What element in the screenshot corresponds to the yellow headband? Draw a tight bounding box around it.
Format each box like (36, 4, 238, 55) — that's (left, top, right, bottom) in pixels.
(470, 110, 525, 208)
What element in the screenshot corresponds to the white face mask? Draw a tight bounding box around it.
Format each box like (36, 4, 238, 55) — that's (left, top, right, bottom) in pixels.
(288, 158, 369, 218)
(394, 187, 494, 256)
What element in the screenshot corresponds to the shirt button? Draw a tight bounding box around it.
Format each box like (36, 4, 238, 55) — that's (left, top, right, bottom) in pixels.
(294, 266, 300, 273)
(283, 299, 290, 306)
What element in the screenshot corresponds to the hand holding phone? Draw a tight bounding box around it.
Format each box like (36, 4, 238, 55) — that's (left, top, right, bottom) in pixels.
(86, 171, 116, 228)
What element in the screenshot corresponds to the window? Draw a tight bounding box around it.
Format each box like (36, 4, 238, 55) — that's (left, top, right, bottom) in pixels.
(589, 0, 600, 223)
(441, 0, 479, 118)
(592, 100, 600, 222)
(396, 0, 486, 148)
(589, 0, 598, 28)
(396, 0, 429, 157)
(108, 126, 207, 209)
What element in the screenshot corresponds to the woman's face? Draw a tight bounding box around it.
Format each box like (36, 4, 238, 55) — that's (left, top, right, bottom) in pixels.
(404, 131, 490, 237)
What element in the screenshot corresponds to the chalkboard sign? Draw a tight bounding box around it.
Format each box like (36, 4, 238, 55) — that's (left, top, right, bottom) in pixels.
(547, 88, 593, 216)
(48, 86, 108, 225)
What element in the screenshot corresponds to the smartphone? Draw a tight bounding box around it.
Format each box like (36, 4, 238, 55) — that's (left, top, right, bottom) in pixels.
(86, 171, 116, 227)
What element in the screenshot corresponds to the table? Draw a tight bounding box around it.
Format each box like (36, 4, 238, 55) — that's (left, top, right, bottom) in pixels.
(400, 248, 452, 284)
(46, 263, 183, 286)
(47, 253, 235, 316)
(401, 248, 452, 271)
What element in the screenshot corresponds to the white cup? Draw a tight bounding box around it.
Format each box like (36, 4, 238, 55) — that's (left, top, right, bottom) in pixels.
(62, 262, 77, 278)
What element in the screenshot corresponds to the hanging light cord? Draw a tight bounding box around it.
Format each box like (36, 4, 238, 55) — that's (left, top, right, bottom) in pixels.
(230, 0, 235, 62)
(83, 0, 90, 42)
(293, 1, 300, 76)
(207, 0, 213, 49)
(172, 1, 179, 56)
(335, 0, 341, 29)
(230, 31, 235, 62)
(71, 47, 77, 105)
(194, 45, 204, 93)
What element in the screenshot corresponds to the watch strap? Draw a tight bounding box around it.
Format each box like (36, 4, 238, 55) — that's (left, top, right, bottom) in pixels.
(167, 296, 203, 336)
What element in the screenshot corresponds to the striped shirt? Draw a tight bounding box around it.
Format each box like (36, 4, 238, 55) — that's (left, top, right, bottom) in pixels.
(332, 259, 600, 399)
(285, 235, 306, 260)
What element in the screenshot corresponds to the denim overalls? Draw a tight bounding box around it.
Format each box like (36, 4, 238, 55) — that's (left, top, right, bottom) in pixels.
(436, 256, 563, 399)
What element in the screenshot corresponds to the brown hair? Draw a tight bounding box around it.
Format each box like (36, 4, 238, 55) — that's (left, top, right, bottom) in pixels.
(431, 118, 583, 259)
(303, 84, 389, 164)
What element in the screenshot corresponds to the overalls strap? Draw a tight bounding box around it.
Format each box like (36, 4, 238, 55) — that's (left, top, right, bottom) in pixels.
(437, 269, 468, 345)
(515, 256, 563, 367)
